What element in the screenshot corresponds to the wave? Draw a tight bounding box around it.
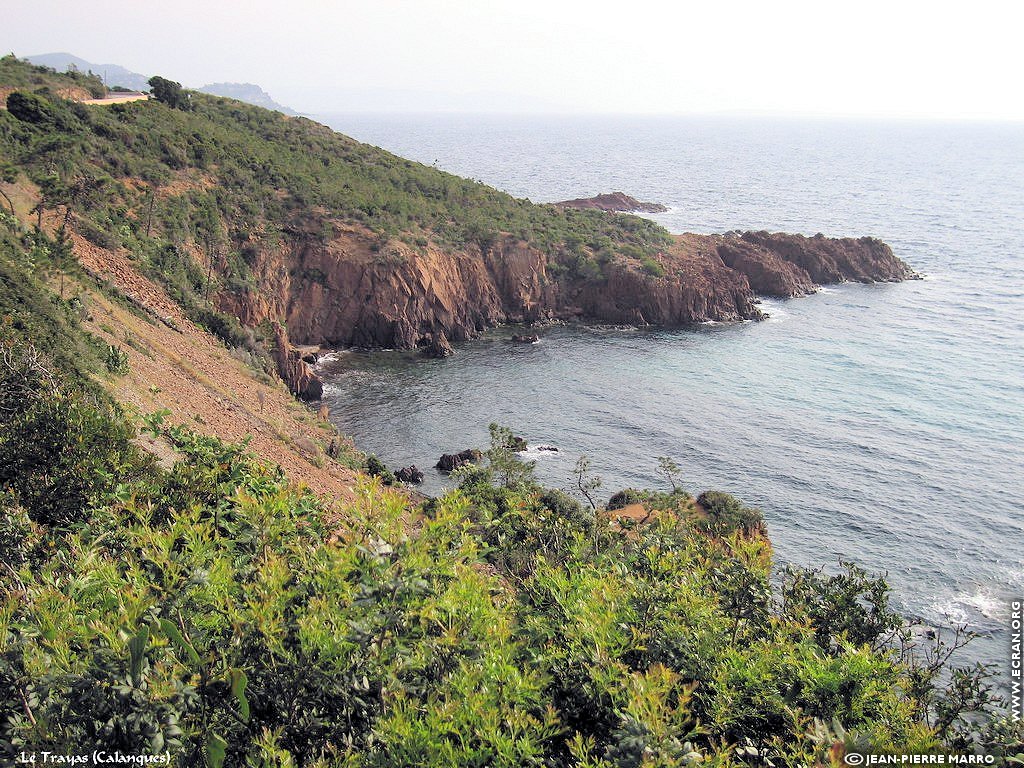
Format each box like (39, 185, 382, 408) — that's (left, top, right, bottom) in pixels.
(757, 299, 791, 321)
(520, 444, 560, 457)
(314, 350, 348, 369)
(924, 586, 1007, 629)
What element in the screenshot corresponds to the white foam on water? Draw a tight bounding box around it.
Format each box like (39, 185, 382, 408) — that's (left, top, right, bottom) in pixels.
(314, 350, 349, 368)
(520, 444, 560, 457)
(319, 381, 344, 397)
(758, 299, 791, 321)
(926, 586, 1007, 628)
(961, 589, 1006, 620)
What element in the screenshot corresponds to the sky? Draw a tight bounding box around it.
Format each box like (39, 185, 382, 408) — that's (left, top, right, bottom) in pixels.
(3, 0, 1023, 119)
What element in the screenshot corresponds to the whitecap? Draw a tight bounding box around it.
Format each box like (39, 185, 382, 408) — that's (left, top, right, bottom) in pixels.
(520, 444, 559, 456)
(313, 349, 349, 369)
(925, 586, 1007, 628)
(758, 299, 790, 321)
(960, 589, 1006, 620)
(318, 381, 344, 397)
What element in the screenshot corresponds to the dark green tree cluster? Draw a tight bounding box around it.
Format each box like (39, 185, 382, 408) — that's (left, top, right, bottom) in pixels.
(147, 76, 191, 111)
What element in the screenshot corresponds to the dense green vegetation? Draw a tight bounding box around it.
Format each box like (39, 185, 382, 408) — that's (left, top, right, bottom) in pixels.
(0, 56, 106, 98)
(0, 56, 670, 275)
(0, 54, 674, 366)
(2, 56, 1023, 766)
(0, 209, 108, 392)
(1, 232, 1020, 762)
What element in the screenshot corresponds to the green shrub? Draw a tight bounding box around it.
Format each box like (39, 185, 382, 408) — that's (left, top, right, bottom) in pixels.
(0, 390, 146, 526)
(607, 488, 643, 510)
(780, 561, 903, 652)
(0, 492, 36, 566)
(539, 488, 594, 533)
(365, 453, 395, 485)
(696, 490, 764, 536)
(6, 91, 55, 125)
(640, 255, 666, 277)
(104, 343, 129, 375)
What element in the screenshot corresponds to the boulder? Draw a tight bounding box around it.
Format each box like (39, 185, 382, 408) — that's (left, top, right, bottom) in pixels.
(511, 334, 539, 344)
(435, 449, 482, 472)
(395, 465, 424, 484)
(422, 332, 454, 358)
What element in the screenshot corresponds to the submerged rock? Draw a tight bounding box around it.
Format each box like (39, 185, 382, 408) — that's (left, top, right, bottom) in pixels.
(511, 334, 539, 344)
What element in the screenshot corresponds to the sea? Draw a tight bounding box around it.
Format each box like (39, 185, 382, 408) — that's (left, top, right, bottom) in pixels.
(314, 113, 1024, 678)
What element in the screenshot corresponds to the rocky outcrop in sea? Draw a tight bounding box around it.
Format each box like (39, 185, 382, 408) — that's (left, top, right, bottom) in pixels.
(554, 191, 669, 213)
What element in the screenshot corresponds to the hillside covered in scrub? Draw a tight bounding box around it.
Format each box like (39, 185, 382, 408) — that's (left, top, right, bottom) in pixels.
(1, 55, 1017, 765)
(0, 56, 912, 381)
(0, 215, 1016, 761)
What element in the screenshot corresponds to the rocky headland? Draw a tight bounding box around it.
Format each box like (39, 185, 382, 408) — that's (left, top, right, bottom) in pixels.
(220, 223, 915, 395)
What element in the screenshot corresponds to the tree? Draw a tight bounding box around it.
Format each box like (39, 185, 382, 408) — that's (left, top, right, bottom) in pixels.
(657, 456, 681, 493)
(147, 76, 191, 110)
(573, 454, 601, 511)
(485, 422, 535, 489)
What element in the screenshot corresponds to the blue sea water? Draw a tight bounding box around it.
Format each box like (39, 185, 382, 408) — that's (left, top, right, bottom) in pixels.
(314, 113, 1024, 676)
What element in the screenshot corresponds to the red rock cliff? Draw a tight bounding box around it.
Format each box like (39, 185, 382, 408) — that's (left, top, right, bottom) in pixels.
(218, 223, 914, 352)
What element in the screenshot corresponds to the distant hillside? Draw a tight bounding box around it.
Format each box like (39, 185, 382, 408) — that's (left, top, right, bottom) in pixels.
(27, 53, 297, 113)
(197, 81, 297, 115)
(27, 52, 151, 91)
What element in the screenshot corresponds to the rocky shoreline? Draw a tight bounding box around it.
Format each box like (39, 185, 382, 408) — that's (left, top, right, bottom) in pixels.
(228, 226, 916, 397)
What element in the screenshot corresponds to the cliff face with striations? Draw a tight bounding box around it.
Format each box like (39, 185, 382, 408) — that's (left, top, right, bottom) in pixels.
(736, 231, 916, 286)
(219, 224, 915, 357)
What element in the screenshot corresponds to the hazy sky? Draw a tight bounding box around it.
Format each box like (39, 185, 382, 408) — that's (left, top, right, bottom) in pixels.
(4, 0, 1022, 118)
